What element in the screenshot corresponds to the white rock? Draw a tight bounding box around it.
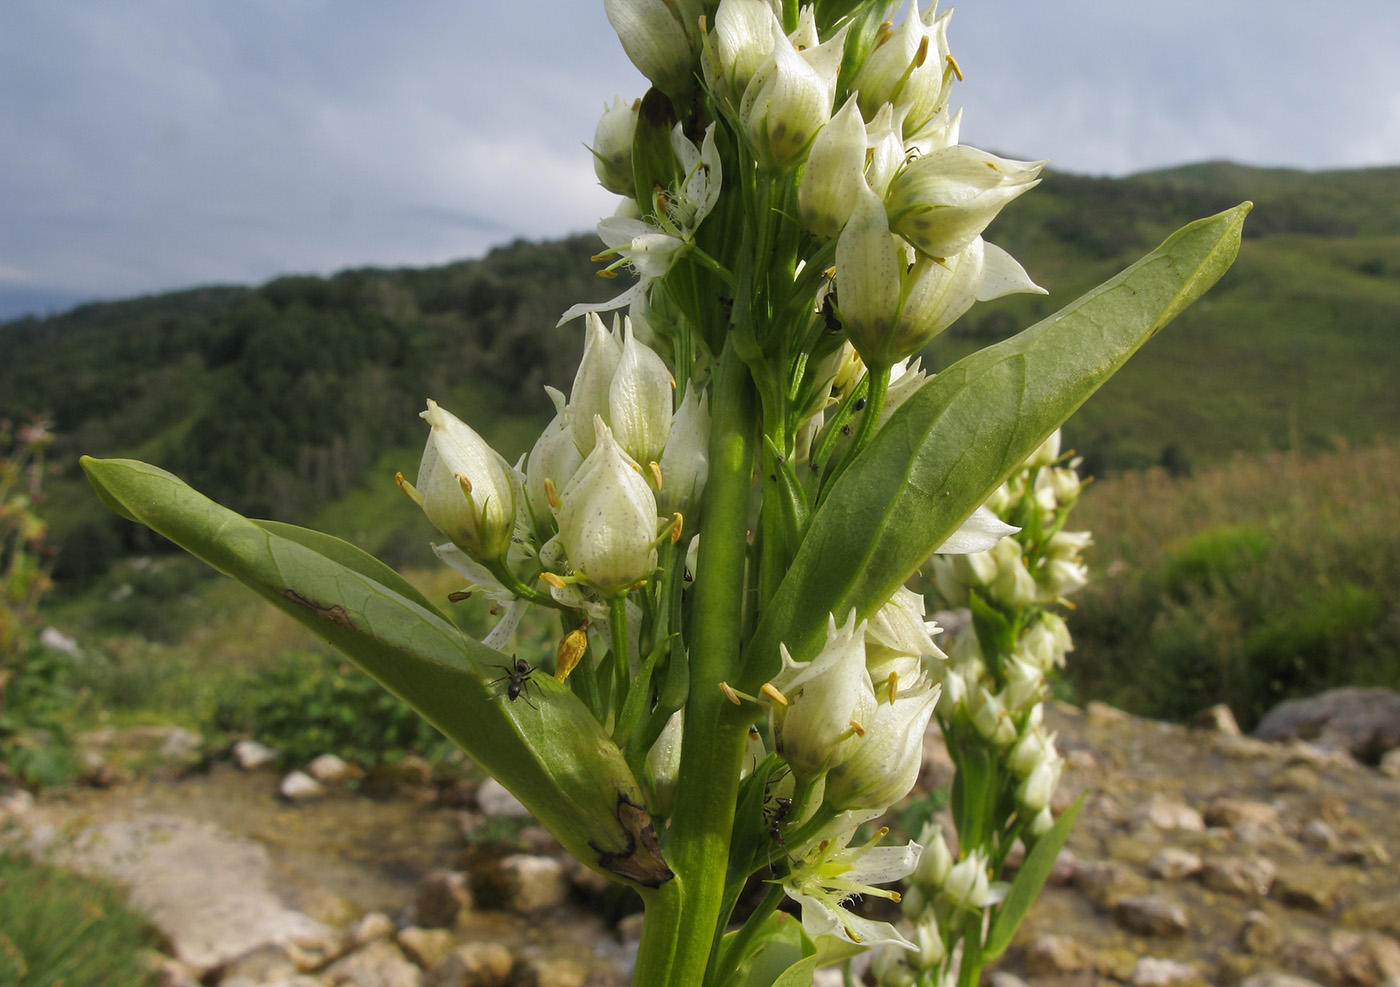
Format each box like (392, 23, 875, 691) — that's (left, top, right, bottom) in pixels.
(1380, 748, 1400, 779)
(1133, 957, 1200, 987)
(307, 753, 357, 783)
(233, 739, 279, 770)
(280, 770, 326, 801)
(475, 777, 530, 818)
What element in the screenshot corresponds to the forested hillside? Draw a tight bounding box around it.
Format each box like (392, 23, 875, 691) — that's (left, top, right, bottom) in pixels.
(5, 163, 1398, 583)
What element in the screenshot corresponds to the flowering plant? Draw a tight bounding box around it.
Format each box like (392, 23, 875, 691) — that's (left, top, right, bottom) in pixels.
(82, 2, 1247, 984)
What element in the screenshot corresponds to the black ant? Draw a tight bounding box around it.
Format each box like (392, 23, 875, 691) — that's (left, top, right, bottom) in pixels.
(766, 796, 793, 847)
(490, 657, 538, 709)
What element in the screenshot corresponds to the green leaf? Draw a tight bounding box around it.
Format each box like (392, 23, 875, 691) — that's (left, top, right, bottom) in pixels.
(983, 794, 1084, 961)
(742, 203, 1250, 678)
(80, 457, 673, 890)
(770, 935, 864, 987)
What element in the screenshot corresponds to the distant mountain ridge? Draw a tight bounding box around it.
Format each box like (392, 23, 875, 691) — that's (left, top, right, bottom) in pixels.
(5, 162, 1398, 581)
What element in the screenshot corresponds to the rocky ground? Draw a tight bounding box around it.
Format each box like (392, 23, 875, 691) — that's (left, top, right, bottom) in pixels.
(2, 689, 1398, 987)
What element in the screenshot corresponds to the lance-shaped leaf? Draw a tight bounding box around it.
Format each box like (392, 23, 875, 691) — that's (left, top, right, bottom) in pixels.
(80, 457, 672, 890)
(741, 203, 1250, 681)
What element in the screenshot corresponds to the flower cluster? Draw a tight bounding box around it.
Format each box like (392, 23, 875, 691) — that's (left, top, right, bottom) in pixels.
(400, 0, 1061, 972)
(874, 430, 1090, 986)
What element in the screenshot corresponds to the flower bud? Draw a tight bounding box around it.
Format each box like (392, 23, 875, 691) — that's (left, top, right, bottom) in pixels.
(713, 0, 778, 93)
(889, 145, 1046, 257)
(609, 319, 674, 467)
(853, 2, 953, 136)
(913, 916, 946, 970)
(835, 183, 902, 365)
(990, 539, 1038, 608)
(797, 95, 869, 238)
(646, 710, 684, 816)
(1017, 756, 1063, 814)
(657, 382, 710, 519)
(416, 399, 518, 561)
(866, 585, 943, 663)
(740, 20, 832, 171)
(570, 314, 624, 457)
(591, 96, 640, 196)
(523, 387, 583, 537)
(969, 687, 1016, 747)
(940, 849, 994, 910)
(605, 0, 697, 96)
(557, 417, 661, 595)
(1002, 655, 1045, 713)
(1021, 612, 1072, 672)
(914, 819, 953, 889)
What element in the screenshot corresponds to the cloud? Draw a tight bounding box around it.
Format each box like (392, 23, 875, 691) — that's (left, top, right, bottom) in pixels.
(1, 0, 1397, 310)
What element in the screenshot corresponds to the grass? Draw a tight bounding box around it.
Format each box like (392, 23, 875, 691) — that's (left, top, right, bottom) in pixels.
(0, 851, 160, 986)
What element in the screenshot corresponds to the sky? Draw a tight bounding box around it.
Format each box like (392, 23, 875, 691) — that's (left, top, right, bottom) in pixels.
(2, 1, 1398, 320)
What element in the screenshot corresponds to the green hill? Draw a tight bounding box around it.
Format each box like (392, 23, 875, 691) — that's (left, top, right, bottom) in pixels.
(4, 163, 1398, 584)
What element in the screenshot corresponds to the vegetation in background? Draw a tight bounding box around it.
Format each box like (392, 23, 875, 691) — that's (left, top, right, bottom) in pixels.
(4, 165, 1398, 588)
(1, 420, 80, 787)
(0, 850, 160, 986)
(1065, 442, 1400, 734)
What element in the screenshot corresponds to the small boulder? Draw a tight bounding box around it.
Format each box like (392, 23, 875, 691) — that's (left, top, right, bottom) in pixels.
(279, 770, 326, 801)
(415, 869, 473, 929)
(1253, 687, 1400, 761)
(1132, 957, 1201, 987)
(398, 926, 457, 970)
(1193, 703, 1241, 735)
(1072, 859, 1149, 908)
(232, 739, 279, 771)
(1114, 895, 1190, 937)
(322, 938, 425, 987)
(1200, 855, 1277, 897)
(481, 854, 570, 914)
(1148, 848, 1202, 881)
(1024, 934, 1101, 976)
(307, 753, 359, 783)
(429, 942, 514, 987)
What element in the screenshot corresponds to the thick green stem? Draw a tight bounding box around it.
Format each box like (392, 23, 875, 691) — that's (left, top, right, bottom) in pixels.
(632, 340, 756, 987)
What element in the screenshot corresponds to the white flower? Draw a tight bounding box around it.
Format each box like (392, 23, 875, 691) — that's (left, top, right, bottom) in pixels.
(524, 386, 583, 535)
(835, 181, 902, 365)
(712, 0, 779, 94)
(824, 684, 939, 811)
(609, 319, 675, 467)
(741, 18, 833, 171)
(591, 95, 640, 196)
(604, 0, 696, 96)
(865, 585, 944, 664)
(657, 381, 710, 519)
(939, 848, 1005, 911)
(556, 417, 661, 596)
(782, 810, 922, 949)
(770, 611, 877, 778)
(888, 145, 1046, 258)
(934, 506, 1020, 554)
(798, 95, 869, 238)
(415, 399, 518, 562)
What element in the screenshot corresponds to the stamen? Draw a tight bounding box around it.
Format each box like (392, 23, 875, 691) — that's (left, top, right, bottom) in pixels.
(447, 590, 472, 603)
(555, 628, 588, 682)
(544, 476, 560, 510)
(719, 681, 743, 706)
(849, 719, 866, 737)
(761, 682, 790, 707)
(597, 269, 619, 279)
(541, 572, 566, 589)
(456, 473, 473, 496)
(649, 461, 664, 488)
(670, 512, 683, 544)
(394, 472, 424, 507)
(887, 671, 899, 704)
(913, 34, 929, 69)
(946, 53, 964, 81)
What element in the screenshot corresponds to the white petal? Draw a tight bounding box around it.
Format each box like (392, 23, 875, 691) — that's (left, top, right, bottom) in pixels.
(978, 242, 1047, 301)
(935, 506, 1019, 554)
(558, 282, 649, 325)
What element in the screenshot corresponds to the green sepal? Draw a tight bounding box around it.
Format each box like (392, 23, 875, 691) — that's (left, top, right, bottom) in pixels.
(983, 793, 1085, 961)
(740, 203, 1250, 682)
(633, 87, 682, 213)
(966, 590, 1016, 686)
(79, 457, 673, 890)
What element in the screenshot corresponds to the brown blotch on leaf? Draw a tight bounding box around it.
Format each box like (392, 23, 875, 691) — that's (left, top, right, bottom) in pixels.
(282, 589, 355, 629)
(594, 795, 673, 888)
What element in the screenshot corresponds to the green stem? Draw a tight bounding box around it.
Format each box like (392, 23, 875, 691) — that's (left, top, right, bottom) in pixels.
(610, 594, 631, 721)
(633, 340, 756, 987)
(822, 360, 889, 493)
(708, 882, 786, 987)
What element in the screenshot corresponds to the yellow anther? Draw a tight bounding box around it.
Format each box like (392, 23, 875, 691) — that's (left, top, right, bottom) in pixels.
(849, 718, 866, 737)
(887, 671, 899, 704)
(761, 682, 789, 707)
(544, 476, 560, 510)
(555, 628, 588, 682)
(597, 269, 619, 279)
(447, 590, 472, 603)
(946, 52, 964, 81)
(456, 472, 473, 496)
(629, 461, 643, 476)
(913, 34, 929, 68)
(541, 572, 567, 589)
(670, 512, 683, 544)
(649, 461, 664, 488)
(719, 681, 743, 706)
(395, 471, 424, 507)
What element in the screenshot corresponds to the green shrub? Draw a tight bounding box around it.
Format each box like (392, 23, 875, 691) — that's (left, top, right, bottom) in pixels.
(0, 851, 160, 986)
(1066, 445, 1400, 729)
(205, 650, 456, 769)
